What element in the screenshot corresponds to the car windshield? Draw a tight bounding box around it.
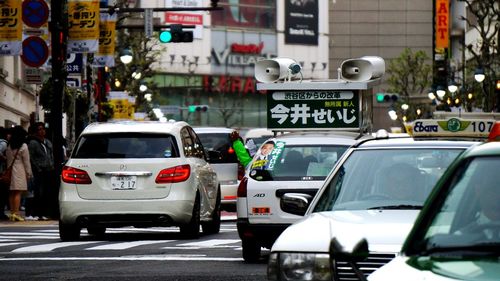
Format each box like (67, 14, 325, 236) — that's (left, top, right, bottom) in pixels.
(71, 133, 179, 159)
(248, 142, 349, 181)
(196, 132, 238, 164)
(417, 156, 500, 256)
(313, 148, 464, 212)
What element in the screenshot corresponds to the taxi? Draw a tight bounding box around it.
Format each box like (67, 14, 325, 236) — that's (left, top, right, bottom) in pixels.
(368, 121, 500, 281)
(267, 118, 493, 281)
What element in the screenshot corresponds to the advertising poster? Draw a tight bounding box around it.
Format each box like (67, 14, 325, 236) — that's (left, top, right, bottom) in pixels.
(92, 13, 116, 67)
(67, 0, 100, 53)
(0, 0, 22, 55)
(284, 0, 318, 45)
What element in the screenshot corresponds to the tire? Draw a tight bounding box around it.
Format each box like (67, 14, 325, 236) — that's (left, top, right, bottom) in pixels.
(242, 238, 261, 263)
(202, 187, 221, 235)
(87, 227, 106, 237)
(180, 193, 200, 238)
(59, 220, 81, 241)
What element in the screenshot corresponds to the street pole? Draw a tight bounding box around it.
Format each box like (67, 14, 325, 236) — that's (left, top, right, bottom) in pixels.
(50, 0, 66, 177)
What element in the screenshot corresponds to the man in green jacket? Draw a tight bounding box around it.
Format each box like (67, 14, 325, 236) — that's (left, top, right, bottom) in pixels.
(229, 131, 255, 168)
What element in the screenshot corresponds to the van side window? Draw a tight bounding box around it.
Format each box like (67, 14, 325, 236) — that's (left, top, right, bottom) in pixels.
(180, 128, 195, 157)
(188, 128, 206, 160)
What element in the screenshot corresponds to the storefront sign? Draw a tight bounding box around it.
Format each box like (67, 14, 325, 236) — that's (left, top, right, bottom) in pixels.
(212, 42, 274, 66)
(267, 90, 360, 129)
(285, 0, 318, 45)
(203, 75, 258, 95)
(435, 0, 449, 49)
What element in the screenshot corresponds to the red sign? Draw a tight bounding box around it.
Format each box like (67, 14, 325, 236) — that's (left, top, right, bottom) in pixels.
(231, 42, 264, 54)
(203, 75, 261, 95)
(435, 0, 449, 49)
(165, 12, 203, 25)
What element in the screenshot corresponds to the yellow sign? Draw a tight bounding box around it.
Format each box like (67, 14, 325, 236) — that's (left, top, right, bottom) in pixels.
(435, 0, 449, 49)
(98, 13, 116, 55)
(0, 0, 22, 40)
(68, 0, 99, 53)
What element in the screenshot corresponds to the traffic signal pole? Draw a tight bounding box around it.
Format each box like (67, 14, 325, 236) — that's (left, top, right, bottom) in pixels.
(50, 0, 66, 177)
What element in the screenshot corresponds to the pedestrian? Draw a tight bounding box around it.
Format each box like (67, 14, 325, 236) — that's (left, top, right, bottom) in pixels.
(6, 126, 32, 222)
(0, 127, 10, 220)
(28, 122, 55, 220)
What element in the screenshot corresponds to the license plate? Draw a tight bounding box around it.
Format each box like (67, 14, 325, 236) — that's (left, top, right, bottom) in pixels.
(111, 176, 137, 190)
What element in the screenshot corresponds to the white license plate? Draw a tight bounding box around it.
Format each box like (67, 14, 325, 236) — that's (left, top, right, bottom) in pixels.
(111, 176, 137, 190)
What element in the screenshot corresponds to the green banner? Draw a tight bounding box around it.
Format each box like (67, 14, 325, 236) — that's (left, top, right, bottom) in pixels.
(267, 90, 360, 129)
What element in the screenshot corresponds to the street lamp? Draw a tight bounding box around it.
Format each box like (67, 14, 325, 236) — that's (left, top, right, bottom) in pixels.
(474, 68, 485, 83)
(447, 80, 458, 94)
(436, 85, 446, 99)
(120, 48, 133, 64)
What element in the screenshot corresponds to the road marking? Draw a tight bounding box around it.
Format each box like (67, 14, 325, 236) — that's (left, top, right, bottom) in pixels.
(178, 239, 240, 247)
(86, 240, 175, 250)
(12, 241, 100, 253)
(0, 256, 244, 261)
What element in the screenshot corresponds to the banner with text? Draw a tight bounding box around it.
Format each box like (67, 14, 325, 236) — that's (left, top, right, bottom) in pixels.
(68, 0, 100, 53)
(0, 0, 22, 55)
(284, 0, 318, 45)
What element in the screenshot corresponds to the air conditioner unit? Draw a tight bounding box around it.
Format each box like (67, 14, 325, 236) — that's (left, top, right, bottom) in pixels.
(0, 68, 8, 78)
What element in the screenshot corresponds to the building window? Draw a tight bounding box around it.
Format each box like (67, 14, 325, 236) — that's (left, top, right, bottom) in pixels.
(211, 0, 276, 30)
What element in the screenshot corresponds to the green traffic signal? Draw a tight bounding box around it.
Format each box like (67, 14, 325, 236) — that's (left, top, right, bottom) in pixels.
(376, 93, 385, 102)
(159, 31, 173, 43)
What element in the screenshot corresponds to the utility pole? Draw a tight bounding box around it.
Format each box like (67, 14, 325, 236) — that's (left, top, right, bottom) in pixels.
(50, 0, 66, 179)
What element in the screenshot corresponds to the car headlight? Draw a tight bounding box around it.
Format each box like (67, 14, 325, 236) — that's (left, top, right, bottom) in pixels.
(267, 252, 331, 281)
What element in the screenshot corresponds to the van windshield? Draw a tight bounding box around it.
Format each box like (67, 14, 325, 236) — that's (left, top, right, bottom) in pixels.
(72, 133, 179, 159)
(249, 142, 349, 181)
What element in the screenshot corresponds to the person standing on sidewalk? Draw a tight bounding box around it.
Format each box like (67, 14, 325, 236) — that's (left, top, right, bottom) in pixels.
(28, 122, 55, 220)
(6, 126, 32, 222)
(0, 127, 10, 220)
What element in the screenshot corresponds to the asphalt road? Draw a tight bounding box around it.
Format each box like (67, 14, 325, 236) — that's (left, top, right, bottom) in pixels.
(0, 215, 269, 281)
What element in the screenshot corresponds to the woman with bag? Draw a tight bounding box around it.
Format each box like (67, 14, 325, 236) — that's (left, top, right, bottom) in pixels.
(6, 126, 32, 222)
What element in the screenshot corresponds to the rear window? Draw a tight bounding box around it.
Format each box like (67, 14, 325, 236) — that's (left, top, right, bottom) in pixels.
(71, 133, 179, 159)
(249, 141, 349, 181)
(196, 132, 238, 164)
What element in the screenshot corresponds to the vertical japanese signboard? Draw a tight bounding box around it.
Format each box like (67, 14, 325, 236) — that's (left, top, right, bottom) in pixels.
(267, 90, 360, 130)
(0, 0, 22, 55)
(67, 0, 100, 53)
(435, 0, 449, 49)
(92, 12, 116, 67)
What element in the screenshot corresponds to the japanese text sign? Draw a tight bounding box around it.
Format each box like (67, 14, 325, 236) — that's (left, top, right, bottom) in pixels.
(0, 0, 22, 55)
(67, 0, 99, 53)
(267, 90, 360, 130)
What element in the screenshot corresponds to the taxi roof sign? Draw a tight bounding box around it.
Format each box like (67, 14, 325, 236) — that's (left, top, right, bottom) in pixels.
(405, 118, 496, 139)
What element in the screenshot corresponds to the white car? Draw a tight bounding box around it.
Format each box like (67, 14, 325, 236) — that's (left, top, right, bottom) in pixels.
(267, 130, 479, 280)
(194, 127, 242, 211)
(237, 131, 359, 262)
(59, 121, 221, 241)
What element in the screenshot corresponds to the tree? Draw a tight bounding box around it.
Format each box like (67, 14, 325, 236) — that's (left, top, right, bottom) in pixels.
(458, 0, 500, 112)
(386, 48, 432, 120)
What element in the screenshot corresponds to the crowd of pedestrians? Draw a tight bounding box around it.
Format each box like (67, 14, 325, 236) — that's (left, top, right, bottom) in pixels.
(0, 123, 58, 222)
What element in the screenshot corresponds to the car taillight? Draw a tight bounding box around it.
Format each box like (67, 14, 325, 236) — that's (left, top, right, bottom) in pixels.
(156, 164, 191, 183)
(61, 166, 92, 184)
(237, 176, 248, 197)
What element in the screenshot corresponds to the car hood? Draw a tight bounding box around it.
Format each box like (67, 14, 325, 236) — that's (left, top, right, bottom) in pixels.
(368, 256, 500, 281)
(271, 210, 420, 253)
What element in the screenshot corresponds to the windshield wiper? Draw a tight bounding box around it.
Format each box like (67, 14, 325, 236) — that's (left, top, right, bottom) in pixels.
(368, 205, 422, 210)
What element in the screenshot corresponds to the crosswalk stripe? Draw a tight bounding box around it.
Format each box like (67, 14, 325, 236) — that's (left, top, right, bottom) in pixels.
(178, 239, 240, 247)
(12, 241, 101, 253)
(86, 240, 175, 250)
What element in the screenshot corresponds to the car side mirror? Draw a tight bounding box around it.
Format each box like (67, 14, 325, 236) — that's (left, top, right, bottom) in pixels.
(280, 193, 312, 216)
(206, 150, 223, 163)
(329, 237, 369, 281)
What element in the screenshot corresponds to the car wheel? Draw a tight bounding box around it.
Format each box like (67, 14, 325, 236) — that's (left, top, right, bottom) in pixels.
(202, 187, 221, 235)
(87, 227, 106, 237)
(180, 193, 200, 238)
(242, 238, 261, 262)
(59, 220, 81, 241)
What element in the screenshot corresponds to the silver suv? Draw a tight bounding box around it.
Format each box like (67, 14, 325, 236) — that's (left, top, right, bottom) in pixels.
(59, 121, 220, 241)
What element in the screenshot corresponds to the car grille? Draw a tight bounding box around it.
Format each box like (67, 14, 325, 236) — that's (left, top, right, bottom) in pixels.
(333, 253, 396, 281)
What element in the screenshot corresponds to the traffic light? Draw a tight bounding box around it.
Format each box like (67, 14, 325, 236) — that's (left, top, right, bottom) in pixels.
(159, 24, 193, 43)
(188, 105, 209, 113)
(376, 93, 399, 103)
